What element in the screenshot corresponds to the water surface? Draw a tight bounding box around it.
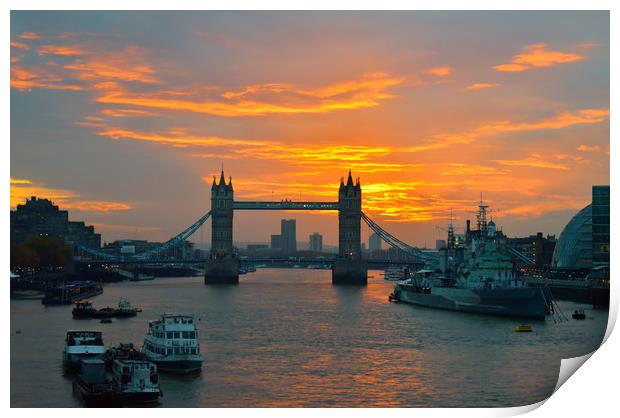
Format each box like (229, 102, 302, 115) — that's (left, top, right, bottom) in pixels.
(10, 269, 607, 407)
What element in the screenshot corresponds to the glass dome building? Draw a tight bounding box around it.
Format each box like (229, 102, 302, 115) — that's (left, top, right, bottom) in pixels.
(551, 204, 592, 269)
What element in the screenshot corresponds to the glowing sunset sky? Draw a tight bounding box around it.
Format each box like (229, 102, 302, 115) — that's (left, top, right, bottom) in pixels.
(10, 11, 609, 247)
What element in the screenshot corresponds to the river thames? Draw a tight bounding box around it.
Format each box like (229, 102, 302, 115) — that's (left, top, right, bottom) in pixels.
(10, 268, 608, 407)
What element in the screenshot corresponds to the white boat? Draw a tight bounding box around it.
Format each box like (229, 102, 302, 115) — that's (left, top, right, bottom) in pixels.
(63, 330, 106, 372)
(142, 314, 203, 374)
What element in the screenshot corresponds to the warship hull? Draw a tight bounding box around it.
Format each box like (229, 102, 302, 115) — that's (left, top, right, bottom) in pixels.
(394, 285, 552, 320)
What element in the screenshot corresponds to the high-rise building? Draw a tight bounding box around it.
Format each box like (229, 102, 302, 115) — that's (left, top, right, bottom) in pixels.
(10, 196, 101, 250)
(369, 232, 382, 252)
(309, 232, 323, 252)
(280, 219, 297, 253)
(592, 185, 610, 267)
(270, 234, 282, 250)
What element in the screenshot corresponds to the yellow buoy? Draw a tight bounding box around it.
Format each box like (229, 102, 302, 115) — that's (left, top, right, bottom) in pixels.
(515, 325, 533, 332)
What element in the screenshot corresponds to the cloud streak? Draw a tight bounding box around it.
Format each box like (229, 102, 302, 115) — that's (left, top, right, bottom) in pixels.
(494, 43, 584, 72)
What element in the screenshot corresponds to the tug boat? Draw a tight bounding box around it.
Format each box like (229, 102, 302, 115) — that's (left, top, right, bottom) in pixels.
(72, 297, 138, 319)
(142, 314, 203, 374)
(63, 331, 106, 372)
(72, 357, 161, 407)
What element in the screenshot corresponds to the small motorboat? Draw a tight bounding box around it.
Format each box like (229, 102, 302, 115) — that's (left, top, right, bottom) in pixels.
(515, 325, 533, 332)
(572, 309, 586, 320)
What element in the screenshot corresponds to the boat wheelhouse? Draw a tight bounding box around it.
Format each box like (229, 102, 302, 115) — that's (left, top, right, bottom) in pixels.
(111, 359, 161, 403)
(142, 314, 203, 374)
(63, 330, 106, 372)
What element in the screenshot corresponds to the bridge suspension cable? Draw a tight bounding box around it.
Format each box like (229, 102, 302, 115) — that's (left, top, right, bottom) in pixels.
(133, 211, 212, 260)
(361, 211, 433, 263)
(75, 211, 212, 262)
(508, 247, 535, 266)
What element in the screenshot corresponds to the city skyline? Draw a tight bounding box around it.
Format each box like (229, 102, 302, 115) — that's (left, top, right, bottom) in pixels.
(10, 11, 609, 246)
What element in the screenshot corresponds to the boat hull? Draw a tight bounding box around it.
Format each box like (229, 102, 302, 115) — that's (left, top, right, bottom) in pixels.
(394, 286, 551, 320)
(150, 359, 202, 374)
(72, 309, 137, 319)
(73, 381, 160, 407)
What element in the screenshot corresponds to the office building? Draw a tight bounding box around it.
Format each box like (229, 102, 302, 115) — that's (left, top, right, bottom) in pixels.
(10, 196, 101, 250)
(309, 232, 323, 252)
(369, 233, 382, 252)
(280, 219, 297, 253)
(592, 185, 610, 267)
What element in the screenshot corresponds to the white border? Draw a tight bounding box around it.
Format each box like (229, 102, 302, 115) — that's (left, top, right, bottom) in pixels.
(4, 1, 616, 417)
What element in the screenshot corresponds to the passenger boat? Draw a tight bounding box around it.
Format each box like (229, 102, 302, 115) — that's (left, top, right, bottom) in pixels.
(42, 281, 103, 305)
(63, 330, 106, 372)
(72, 297, 138, 319)
(142, 314, 203, 374)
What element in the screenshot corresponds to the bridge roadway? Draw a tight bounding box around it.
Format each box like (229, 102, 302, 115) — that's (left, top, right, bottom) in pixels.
(74, 258, 422, 267)
(233, 201, 339, 210)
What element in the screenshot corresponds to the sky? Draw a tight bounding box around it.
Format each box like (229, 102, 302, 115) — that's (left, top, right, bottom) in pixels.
(10, 11, 609, 248)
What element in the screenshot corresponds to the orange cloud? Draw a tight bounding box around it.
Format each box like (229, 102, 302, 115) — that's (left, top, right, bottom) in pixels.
(475, 108, 609, 134)
(10, 65, 84, 91)
(400, 108, 608, 154)
(97, 73, 403, 117)
(461, 83, 499, 91)
(576, 42, 599, 49)
(11, 40, 30, 50)
(55, 45, 159, 84)
(494, 43, 584, 72)
(576, 144, 601, 152)
(19, 32, 40, 40)
(101, 108, 158, 117)
(10, 178, 132, 212)
(493, 154, 569, 170)
(425, 66, 452, 77)
(38, 44, 85, 56)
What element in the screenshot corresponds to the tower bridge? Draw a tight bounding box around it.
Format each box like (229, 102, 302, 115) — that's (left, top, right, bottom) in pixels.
(207, 169, 366, 284)
(74, 170, 433, 285)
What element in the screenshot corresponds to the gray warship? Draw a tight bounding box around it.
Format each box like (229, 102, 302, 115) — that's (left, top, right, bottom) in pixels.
(391, 200, 553, 320)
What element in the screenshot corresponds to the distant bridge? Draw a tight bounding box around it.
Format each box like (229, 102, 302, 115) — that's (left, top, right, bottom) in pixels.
(74, 171, 435, 269)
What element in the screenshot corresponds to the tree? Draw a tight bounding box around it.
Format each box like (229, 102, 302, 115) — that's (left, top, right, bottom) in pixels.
(23, 236, 72, 269)
(10, 244, 40, 269)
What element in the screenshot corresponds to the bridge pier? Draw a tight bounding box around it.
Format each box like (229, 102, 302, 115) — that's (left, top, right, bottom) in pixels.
(204, 257, 239, 285)
(332, 258, 367, 285)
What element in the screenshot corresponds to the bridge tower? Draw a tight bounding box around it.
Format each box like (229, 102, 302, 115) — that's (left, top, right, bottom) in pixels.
(333, 171, 368, 284)
(204, 170, 239, 284)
